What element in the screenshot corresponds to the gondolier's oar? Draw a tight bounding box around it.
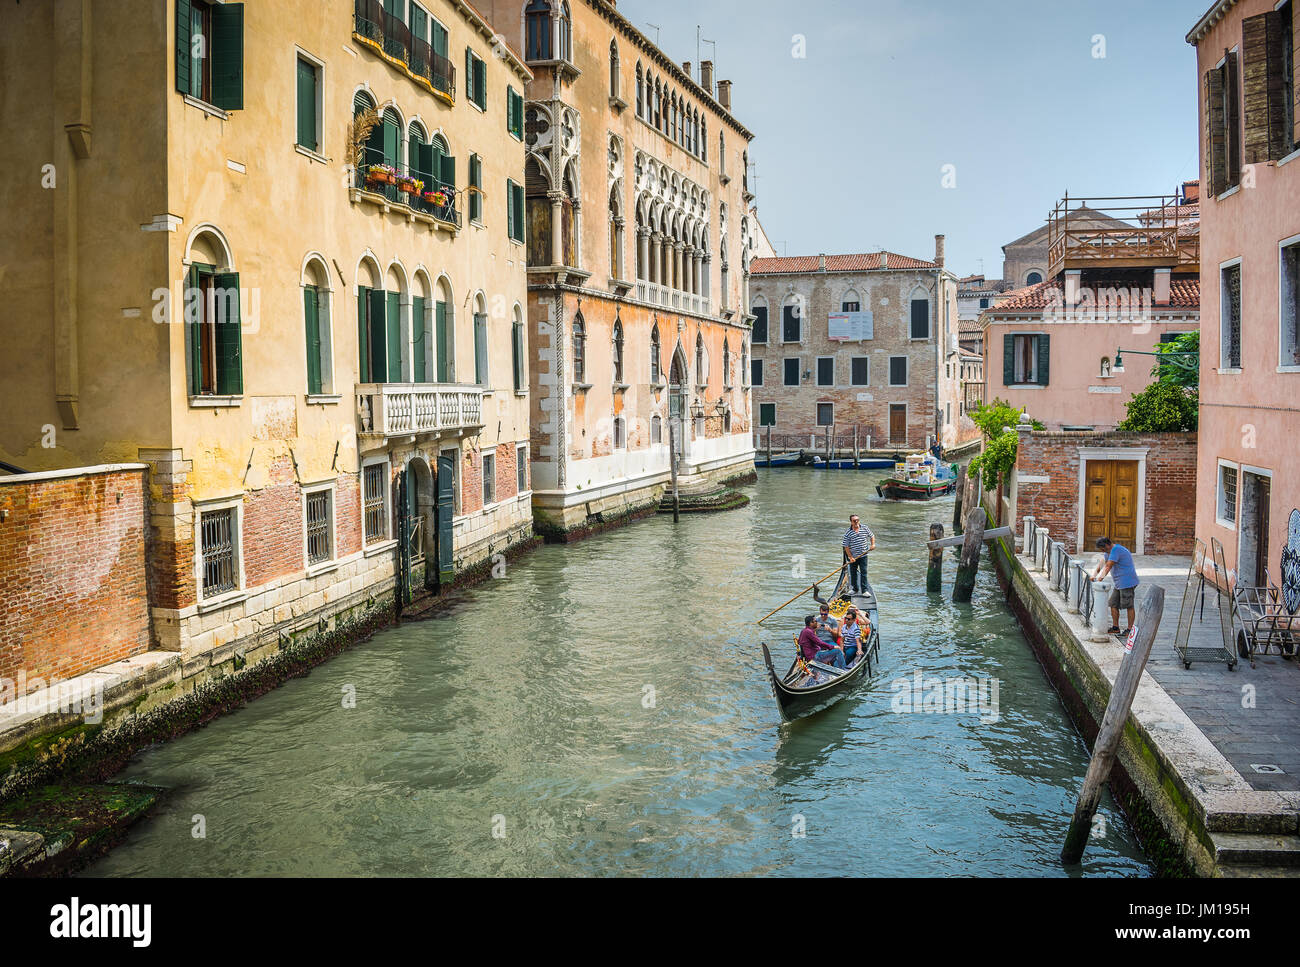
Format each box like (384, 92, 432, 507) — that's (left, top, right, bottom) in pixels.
(757, 564, 845, 625)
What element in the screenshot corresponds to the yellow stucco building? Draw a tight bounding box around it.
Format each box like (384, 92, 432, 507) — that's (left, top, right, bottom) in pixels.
(1, 0, 536, 654)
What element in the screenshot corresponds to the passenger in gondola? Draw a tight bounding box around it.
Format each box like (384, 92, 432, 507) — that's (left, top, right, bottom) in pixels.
(841, 608, 864, 664)
(799, 614, 846, 669)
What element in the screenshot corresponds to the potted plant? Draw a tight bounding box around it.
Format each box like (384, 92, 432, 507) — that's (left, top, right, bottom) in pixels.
(366, 163, 397, 186)
(397, 175, 421, 195)
(423, 189, 449, 208)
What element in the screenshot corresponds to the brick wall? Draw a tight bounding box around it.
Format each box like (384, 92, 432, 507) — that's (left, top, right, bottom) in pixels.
(1015, 431, 1197, 554)
(0, 466, 151, 689)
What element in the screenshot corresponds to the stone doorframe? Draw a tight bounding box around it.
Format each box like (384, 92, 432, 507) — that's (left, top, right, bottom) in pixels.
(1075, 446, 1149, 555)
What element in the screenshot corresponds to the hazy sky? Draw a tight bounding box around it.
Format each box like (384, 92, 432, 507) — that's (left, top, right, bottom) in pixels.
(619, 0, 1205, 278)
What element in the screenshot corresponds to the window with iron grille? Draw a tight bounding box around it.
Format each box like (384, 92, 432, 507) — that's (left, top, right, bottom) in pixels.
(517, 445, 528, 492)
(305, 489, 332, 565)
(817, 403, 834, 426)
(483, 453, 496, 505)
(363, 463, 388, 543)
(651, 415, 662, 443)
(200, 506, 237, 597)
(1281, 241, 1300, 367)
(1218, 463, 1239, 525)
(1221, 263, 1242, 369)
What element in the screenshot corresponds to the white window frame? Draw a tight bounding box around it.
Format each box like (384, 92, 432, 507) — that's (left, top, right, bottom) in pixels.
(482, 451, 496, 507)
(1220, 257, 1243, 373)
(516, 443, 529, 494)
(294, 47, 327, 162)
(193, 494, 246, 609)
(361, 456, 394, 552)
(302, 480, 338, 575)
(1216, 458, 1239, 530)
(781, 300, 803, 344)
(751, 356, 764, 386)
(1279, 234, 1300, 372)
(888, 354, 909, 387)
(1010, 332, 1041, 386)
(816, 355, 836, 388)
(782, 357, 801, 387)
(816, 401, 835, 427)
(850, 355, 870, 387)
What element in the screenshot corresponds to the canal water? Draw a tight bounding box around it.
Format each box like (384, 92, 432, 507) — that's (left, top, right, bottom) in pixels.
(86, 470, 1150, 877)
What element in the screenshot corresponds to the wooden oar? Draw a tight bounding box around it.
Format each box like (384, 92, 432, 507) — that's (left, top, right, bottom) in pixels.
(757, 563, 845, 625)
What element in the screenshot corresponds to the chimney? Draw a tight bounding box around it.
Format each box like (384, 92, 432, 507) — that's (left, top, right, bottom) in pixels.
(879, 252, 888, 270)
(717, 79, 732, 111)
(818, 253, 827, 272)
(700, 61, 714, 95)
(934, 234, 945, 269)
(682, 61, 691, 80)
(1182, 180, 1199, 204)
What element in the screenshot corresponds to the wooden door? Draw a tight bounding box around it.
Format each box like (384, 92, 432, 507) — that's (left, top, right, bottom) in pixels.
(889, 405, 907, 445)
(1084, 460, 1138, 548)
(1255, 477, 1271, 587)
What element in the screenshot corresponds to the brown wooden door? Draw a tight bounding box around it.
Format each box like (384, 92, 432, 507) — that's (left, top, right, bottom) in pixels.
(889, 405, 906, 445)
(1255, 477, 1271, 587)
(1084, 460, 1138, 548)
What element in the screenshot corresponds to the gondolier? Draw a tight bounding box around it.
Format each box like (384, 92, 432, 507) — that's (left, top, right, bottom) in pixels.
(843, 514, 875, 593)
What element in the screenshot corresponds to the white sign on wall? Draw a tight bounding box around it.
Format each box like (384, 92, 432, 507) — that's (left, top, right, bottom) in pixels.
(828, 311, 874, 342)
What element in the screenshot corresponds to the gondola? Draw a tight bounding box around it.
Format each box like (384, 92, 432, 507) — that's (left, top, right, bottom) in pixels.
(761, 564, 881, 723)
(874, 476, 957, 500)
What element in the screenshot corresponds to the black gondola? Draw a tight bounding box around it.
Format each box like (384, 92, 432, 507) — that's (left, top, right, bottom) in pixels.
(761, 565, 881, 722)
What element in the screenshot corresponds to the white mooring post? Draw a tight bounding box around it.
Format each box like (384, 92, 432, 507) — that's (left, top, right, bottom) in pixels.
(1021, 516, 1036, 557)
(1035, 529, 1051, 572)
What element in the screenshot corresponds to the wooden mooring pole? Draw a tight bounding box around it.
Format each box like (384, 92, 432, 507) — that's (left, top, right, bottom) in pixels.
(853, 425, 860, 469)
(1061, 585, 1166, 865)
(927, 523, 944, 593)
(668, 419, 681, 523)
(766, 423, 772, 468)
(952, 506, 985, 603)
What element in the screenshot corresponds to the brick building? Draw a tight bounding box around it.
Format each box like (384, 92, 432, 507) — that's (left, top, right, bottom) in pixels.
(748, 241, 963, 450)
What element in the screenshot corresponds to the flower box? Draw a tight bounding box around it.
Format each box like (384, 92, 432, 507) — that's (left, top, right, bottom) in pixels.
(366, 164, 397, 186)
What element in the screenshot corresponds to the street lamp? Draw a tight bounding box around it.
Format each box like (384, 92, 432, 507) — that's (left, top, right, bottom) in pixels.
(690, 398, 705, 420)
(1113, 346, 1199, 375)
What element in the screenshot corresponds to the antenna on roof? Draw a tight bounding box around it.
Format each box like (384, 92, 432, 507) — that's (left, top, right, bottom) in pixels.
(645, 22, 661, 45)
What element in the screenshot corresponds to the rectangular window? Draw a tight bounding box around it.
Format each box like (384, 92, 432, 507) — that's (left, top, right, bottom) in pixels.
(841, 301, 860, 313)
(1282, 240, 1300, 368)
(751, 358, 764, 386)
(759, 403, 777, 427)
(176, 0, 243, 111)
(469, 154, 483, 223)
(751, 306, 768, 344)
(1218, 462, 1239, 526)
(910, 299, 930, 339)
(466, 48, 487, 110)
(507, 87, 524, 139)
(851, 356, 869, 386)
(474, 313, 488, 386)
(507, 179, 525, 243)
(816, 403, 834, 427)
(363, 463, 388, 544)
(186, 265, 243, 397)
(1003, 333, 1050, 386)
(614, 417, 626, 449)
(296, 56, 320, 151)
(305, 488, 333, 565)
(516, 445, 528, 492)
(782, 305, 801, 342)
(979, 297, 989, 309)
(783, 358, 800, 386)
(483, 453, 496, 505)
(199, 506, 238, 597)
(817, 356, 835, 386)
(1221, 263, 1242, 369)
(651, 416, 662, 444)
(889, 356, 908, 386)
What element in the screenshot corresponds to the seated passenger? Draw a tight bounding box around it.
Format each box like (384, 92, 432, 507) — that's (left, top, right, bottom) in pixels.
(815, 604, 841, 647)
(799, 614, 846, 670)
(841, 608, 863, 664)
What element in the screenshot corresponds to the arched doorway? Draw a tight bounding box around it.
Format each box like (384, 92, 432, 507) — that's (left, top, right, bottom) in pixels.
(402, 456, 436, 591)
(668, 345, 688, 463)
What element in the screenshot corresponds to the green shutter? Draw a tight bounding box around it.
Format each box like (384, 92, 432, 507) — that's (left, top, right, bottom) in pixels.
(1003, 333, 1015, 385)
(417, 141, 435, 187)
(435, 300, 449, 382)
(296, 59, 317, 150)
(176, 0, 194, 94)
(432, 21, 447, 60)
(474, 314, 488, 385)
(1036, 334, 1050, 386)
(466, 48, 473, 101)
(473, 56, 487, 110)
(440, 153, 455, 189)
(304, 286, 322, 394)
(213, 272, 242, 395)
(386, 291, 401, 382)
(383, 117, 400, 167)
(412, 296, 427, 382)
(506, 179, 515, 239)
(513, 323, 524, 391)
(513, 183, 525, 242)
(470, 155, 481, 222)
(357, 286, 370, 382)
(186, 265, 201, 395)
(368, 288, 388, 382)
(410, 4, 427, 44)
(210, 3, 244, 111)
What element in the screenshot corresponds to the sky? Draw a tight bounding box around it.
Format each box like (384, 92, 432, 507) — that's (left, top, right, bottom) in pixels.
(619, 0, 1206, 278)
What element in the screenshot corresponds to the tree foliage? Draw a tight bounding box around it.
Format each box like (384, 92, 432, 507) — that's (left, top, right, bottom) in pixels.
(966, 398, 1042, 491)
(1151, 331, 1199, 389)
(1117, 379, 1198, 432)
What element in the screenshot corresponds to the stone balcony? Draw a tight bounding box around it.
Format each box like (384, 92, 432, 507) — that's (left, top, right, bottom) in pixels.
(356, 382, 484, 450)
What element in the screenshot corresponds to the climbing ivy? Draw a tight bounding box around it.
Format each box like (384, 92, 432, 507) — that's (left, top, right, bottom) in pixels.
(967, 398, 1042, 492)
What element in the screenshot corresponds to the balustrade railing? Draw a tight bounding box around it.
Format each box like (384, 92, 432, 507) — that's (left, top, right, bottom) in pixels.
(1021, 518, 1095, 628)
(358, 383, 483, 437)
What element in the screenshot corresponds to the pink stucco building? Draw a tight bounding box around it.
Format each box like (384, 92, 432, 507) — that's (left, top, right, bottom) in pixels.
(1188, 0, 1300, 592)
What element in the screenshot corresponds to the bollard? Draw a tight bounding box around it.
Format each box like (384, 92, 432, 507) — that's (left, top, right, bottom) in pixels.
(1090, 578, 1114, 641)
(952, 506, 985, 603)
(927, 523, 944, 593)
(1035, 528, 1051, 572)
(1021, 516, 1036, 557)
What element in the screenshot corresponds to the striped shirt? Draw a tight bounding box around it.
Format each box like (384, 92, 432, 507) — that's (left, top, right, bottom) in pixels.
(843, 524, 874, 558)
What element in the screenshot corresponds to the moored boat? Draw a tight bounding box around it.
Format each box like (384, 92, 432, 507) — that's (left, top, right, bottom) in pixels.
(875, 452, 957, 501)
(761, 565, 881, 722)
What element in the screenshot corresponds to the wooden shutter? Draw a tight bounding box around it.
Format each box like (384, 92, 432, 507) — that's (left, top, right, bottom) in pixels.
(435, 300, 449, 382)
(473, 56, 486, 110)
(513, 323, 523, 391)
(1003, 333, 1015, 385)
(187, 265, 202, 395)
(1205, 68, 1226, 195)
(296, 59, 317, 150)
(176, 0, 194, 94)
(432, 21, 447, 60)
(465, 48, 474, 101)
(368, 288, 387, 382)
(1036, 333, 1051, 386)
(514, 183, 525, 241)
(1243, 12, 1287, 163)
(440, 153, 455, 190)
(412, 296, 427, 383)
(386, 291, 401, 381)
(752, 306, 767, 342)
(470, 156, 482, 221)
(213, 272, 242, 395)
(506, 179, 515, 239)
(357, 286, 370, 382)
(383, 116, 400, 167)
(417, 141, 435, 188)
(1227, 50, 1242, 186)
(304, 287, 322, 394)
(1294, 0, 1300, 145)
(474, 314, 488, 384)
(210, 3, 244, 111)
(436, 453, 455, 582)
(911, 299, 929, 338)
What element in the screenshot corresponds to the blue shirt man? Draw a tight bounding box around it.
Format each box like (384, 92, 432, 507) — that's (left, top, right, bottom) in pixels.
(1092, 537, 1139, 635)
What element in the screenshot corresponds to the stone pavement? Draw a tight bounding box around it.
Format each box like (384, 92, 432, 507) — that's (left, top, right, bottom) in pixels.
(1135, 556, 1300, 793)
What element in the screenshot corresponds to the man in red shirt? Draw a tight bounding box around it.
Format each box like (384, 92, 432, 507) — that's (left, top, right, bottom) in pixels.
(798, 614, 846, 669)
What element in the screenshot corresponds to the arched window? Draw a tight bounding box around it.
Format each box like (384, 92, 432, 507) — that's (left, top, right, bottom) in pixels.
(524, 0, 552, 61)
(512, 305, 526, 392)
(650, 323, 661, 382)
(613, 415, 626, 449)
(695, 333, 706, 385)
(572, 312, 586, 383)
(612, 316, 625, 383)
(473, 293, 488, 386)
(841, 289, 862, 312)
(1026, 271, 1043, 286)
(719, 130, 726, 176)
(609, 40, 620, 99)
(185, 227, 242, 396)
(651, 414, 662, 444)
(302, 257, 333, 396)
(608, 184, 623, 279)
(435, 275, 454, 382)
(635, 62, 644, 117)
(722, 338, 731, 387)
(701, 117, 707, 162)
(742, 340, 749, 388)
(558, 1, 572, 62)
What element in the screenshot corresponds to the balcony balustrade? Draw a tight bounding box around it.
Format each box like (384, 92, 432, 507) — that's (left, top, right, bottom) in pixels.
(357, 383, 484, 442)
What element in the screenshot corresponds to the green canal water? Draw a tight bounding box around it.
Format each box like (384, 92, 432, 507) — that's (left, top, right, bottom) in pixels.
(85, 470, 1150, 877)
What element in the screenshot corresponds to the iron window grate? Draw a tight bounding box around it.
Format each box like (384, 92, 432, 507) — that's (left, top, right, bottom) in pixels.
(306, 490, 331, 564)
(364, 464, 387, 543)
(201, 508, 237, 597)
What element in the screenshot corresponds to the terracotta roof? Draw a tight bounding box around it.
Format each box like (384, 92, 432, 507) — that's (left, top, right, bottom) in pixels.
(750, 252, 938, 275)
(959, 318, 984, 333)
(985, 278, 1201, 313)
